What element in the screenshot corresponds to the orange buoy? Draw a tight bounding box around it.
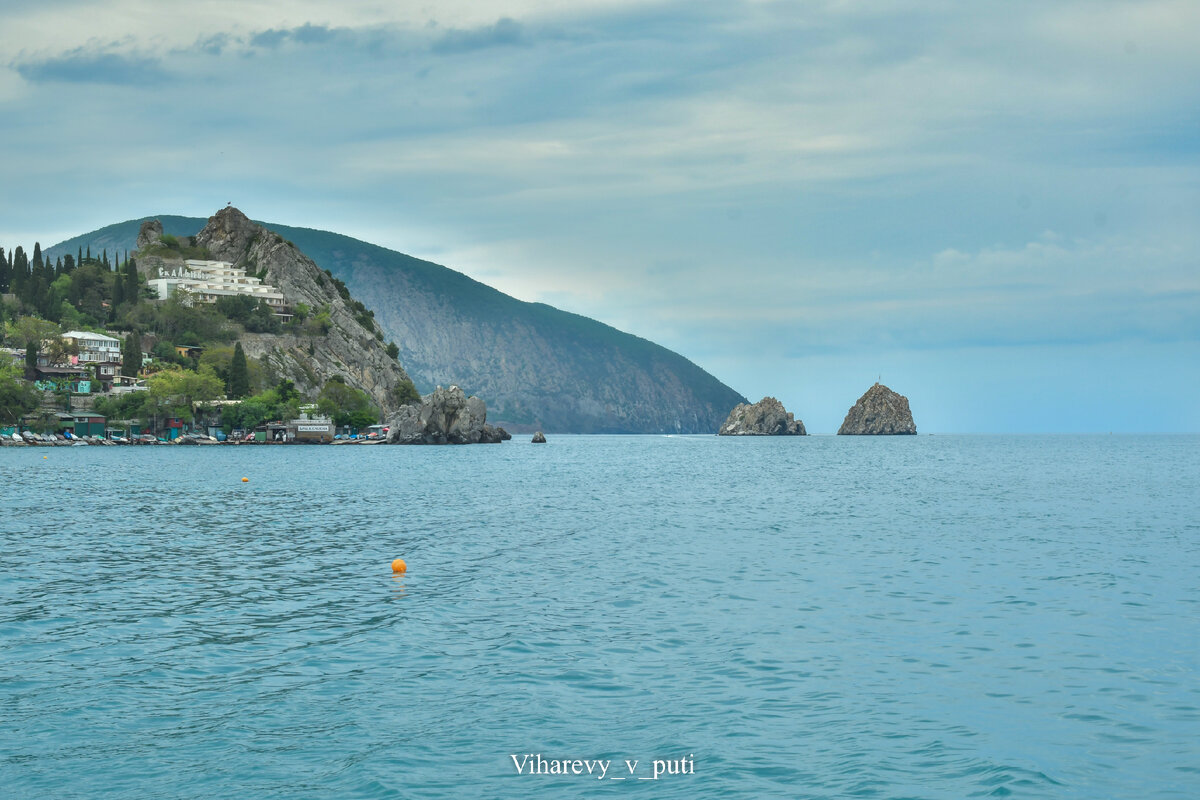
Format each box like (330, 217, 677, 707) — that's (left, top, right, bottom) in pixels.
(241, 477, 249, 482)
(391, 559, 407, 573)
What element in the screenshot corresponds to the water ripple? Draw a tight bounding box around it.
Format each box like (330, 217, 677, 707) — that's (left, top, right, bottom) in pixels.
(2, 436, 1198, 798)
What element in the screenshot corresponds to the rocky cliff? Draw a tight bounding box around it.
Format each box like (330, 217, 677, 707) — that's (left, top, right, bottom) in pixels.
(135, 209, 413, 413)
(718, 397, 806, 436)
(837, 383, 917, 435)
(52, 215, 747, 433)
(386, 385, 509, 444)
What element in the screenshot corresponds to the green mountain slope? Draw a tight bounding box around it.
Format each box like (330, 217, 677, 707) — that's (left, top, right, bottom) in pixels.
(47, 215, 746, 433)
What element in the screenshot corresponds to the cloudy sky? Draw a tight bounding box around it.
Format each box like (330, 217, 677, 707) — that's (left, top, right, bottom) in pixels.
(1, 0, 1197, 431)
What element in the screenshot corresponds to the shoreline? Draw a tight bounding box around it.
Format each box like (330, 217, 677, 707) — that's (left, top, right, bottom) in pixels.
(1, 434, 388, 447)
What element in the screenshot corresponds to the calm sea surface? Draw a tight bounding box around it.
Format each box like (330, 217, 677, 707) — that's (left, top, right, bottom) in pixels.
(2, 435, 1198, 799)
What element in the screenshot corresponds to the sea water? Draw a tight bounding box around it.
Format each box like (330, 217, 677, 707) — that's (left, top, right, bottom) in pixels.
(1, 435, 1197, 799)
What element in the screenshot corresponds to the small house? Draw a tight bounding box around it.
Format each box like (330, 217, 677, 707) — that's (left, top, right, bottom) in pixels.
(73, 414, 106, 438)
(290, 417, 334, 443)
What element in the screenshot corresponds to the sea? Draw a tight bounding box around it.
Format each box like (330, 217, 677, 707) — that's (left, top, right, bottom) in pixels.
(2, 434, 1197, 799)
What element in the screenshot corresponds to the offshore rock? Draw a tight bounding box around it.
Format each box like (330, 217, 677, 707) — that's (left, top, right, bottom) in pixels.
(531, 431, 546, 443)
(386, 385, 510, 444)
(837, 382, 917, 435)
(718, 397, 806, 436)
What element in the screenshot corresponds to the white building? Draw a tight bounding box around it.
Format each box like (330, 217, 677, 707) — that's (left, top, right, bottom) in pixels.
(148, 260, 287, 313)
(61, 330, 123, 383)
(61, 331, 121, 364)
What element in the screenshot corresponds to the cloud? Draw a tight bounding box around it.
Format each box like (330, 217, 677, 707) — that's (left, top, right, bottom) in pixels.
(196, 33, 232, 56)
(247, 23, 338, 49)
(15, 50, 169, 85)
(431, 17, 524, 54)
(291, 23, 336, 45)
(249, 28, 291, 49)
(1, 0, 1198, 432)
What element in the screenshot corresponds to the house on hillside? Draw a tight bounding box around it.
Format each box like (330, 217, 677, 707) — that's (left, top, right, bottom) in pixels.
(61, 330, 122, 389)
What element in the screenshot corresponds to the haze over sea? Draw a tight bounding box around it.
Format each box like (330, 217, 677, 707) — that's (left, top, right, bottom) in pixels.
(2, 435, 1197, 799)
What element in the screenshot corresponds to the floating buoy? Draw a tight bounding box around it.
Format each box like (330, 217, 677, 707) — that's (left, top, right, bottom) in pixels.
(241, 477, 249, 482)
(391, 559, 407, 573)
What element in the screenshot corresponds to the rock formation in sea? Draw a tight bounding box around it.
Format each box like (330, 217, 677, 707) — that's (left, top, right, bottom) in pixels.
(531, 431, 546, 443)
(837, 383, 917, 435)
(386, 385, 511, 444)
(718, 397, 806, 436)
(134, 208, 414, 414)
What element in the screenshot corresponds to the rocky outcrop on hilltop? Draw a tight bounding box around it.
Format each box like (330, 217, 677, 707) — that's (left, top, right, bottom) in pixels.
(386, 385, 510, 444)
(183, 208, 413, 413)
(718, 397, 806, 436)
(838, 383, 917, 435)
(136, 219, 163, 251)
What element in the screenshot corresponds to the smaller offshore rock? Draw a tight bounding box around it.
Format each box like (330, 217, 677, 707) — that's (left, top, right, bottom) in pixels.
(531, 431, 547, 443)
(837, 382, 917, 435)
(385, 385, 510, 444)
(718, 397, 806, 436)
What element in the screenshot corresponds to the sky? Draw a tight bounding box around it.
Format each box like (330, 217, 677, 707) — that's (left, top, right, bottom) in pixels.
(1, 0, 1197, 432)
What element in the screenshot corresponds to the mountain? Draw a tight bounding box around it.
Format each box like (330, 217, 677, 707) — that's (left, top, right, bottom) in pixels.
(183, 209, 412, 413)
(47, 215, 747, 433)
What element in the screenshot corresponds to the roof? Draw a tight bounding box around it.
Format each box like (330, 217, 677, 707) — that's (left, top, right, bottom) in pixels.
(36, 366, 88, 375)
(62, 330, 120, 343)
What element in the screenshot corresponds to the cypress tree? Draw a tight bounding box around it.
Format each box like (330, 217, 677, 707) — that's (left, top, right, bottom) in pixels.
(0, 247, 7, 292)
(121, 330, 142, 378)
(85, 245, 91, 263)
(78, 246, 83, 268)
(33, 243, 42, 270)
(112, 266, 125, 308)
(229, 342, 249, 399)
(10, 246, 26, 299)
(25, 339, 38, 371)
(125, 259, 139, 305)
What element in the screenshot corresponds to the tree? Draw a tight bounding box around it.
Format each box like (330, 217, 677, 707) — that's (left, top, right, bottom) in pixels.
(390, 378, 421, 407)
(317, 376, 379, 428)
(0, 362, 39, 427)
(44, 336, 79, 367)
(274, 378, 299, 404)
(11, 317, 59, 372)
(112, 266, 125, 307)
(124, 259, 139, 306)
(385, 342, 399, 360)
(147, 364, 225, 422)
(121, 330, 142, 378)
(228, 342, 250, 399)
